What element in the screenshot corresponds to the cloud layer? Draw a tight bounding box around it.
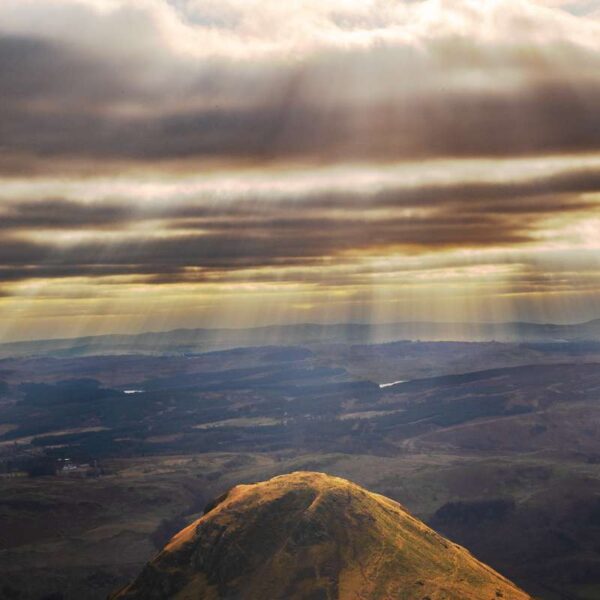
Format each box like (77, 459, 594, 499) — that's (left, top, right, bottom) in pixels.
(2, 0, 600, 170)
(1, 0, 599, 338)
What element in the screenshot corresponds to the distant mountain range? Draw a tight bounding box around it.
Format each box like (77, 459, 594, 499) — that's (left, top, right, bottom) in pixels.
(2, 319, 600, 358)
(110, 472, 531, 600)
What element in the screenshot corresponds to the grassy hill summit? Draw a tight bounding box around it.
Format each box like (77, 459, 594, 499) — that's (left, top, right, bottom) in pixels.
(111, 472, 531, 600)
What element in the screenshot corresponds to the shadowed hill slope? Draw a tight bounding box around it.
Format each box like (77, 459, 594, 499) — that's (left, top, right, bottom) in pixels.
(111, 472, 531, 600)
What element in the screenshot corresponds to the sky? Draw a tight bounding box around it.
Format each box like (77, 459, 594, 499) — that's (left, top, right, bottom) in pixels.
(0, 0, 600, 341)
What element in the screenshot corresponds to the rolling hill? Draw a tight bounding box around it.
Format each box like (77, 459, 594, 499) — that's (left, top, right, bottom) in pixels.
(111, 472, 531, 600)
(2, 319, 600, 358)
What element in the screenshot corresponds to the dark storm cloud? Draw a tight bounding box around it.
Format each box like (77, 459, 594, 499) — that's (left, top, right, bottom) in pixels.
(0, 234, 330, 284)
(0, 199, 134, 230)
(2, 19, 600, 171)
(0, 164, 598, 288)
(0, 265, 178, 282)
(0, 35, 134, 105)
(0, 202, 584, 286)
(2, 75, 600, 168)
(3, 166, 600, 233)
(289, 168, 600, 213)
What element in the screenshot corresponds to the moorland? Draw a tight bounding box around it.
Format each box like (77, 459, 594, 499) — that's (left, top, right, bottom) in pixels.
(1, 333, 599, 599)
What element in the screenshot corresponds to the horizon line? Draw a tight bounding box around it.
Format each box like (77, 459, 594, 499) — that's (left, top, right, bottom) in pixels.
(2, 317, 598, 346)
